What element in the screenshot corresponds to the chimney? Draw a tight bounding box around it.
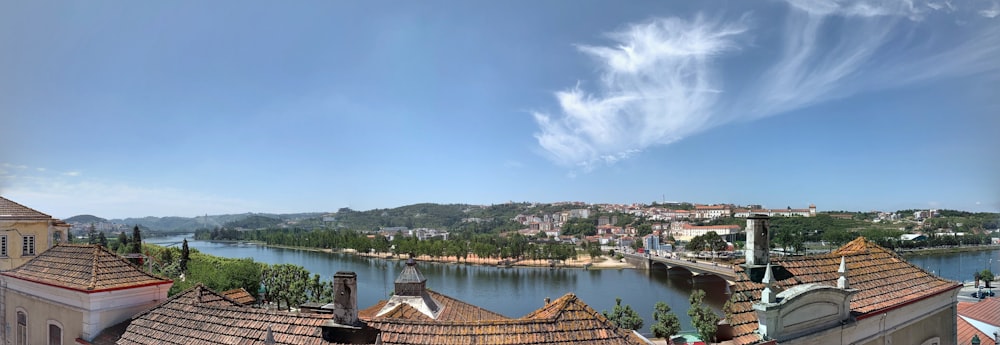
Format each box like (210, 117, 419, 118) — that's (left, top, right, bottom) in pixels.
(544, 297, 551, 305)
(745, 214, 770, 267)
(332, 271, 358, 325)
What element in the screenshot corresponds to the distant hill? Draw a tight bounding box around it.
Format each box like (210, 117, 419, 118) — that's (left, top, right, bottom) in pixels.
(326, 202, 585, 233)
(224, 214, 283, 229)
(107, 212, 325, 232)
(64, 214, 107, 223)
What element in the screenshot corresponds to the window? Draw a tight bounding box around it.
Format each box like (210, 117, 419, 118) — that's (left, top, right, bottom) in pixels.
(22, 235, 35, 256)
(48, 321, 63, 345)
(1, 235, 7, 257)
(16, 310, 26, 345)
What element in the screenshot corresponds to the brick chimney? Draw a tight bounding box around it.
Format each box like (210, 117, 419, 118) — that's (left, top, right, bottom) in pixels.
(745, 214, 770, 267)
(332, 271, 358, 325)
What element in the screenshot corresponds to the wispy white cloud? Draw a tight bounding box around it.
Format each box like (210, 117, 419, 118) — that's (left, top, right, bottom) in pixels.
(0, 170, 259, 218)
(62, 171, 81, 177)
(533, 15, 749, 169)
(533, 0, 1000, 169)
(981, 2, 1000, 18)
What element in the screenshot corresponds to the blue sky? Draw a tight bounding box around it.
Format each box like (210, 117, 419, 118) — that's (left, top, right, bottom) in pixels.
(1, 0, 998, 218)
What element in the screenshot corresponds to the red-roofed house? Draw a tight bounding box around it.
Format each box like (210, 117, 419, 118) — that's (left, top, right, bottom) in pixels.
(113, 258, 650, 345)
(957, 299, 1000, 345)
(1, 244, 172, 344)
(724, 215, 962, 345)
(0, 196, 71, 270)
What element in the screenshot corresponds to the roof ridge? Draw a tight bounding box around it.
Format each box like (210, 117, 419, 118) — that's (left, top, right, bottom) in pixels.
(100, 244, 171, 281)
(129, 283, 246, 321)
(0, 196, 53, 219)
(832, 236, 871, 255)
(89, 245, 99, 290)
(521, 292, 577, 320)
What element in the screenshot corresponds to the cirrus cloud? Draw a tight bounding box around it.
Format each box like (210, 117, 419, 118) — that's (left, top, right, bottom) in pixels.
(532, 0, 1000, 170)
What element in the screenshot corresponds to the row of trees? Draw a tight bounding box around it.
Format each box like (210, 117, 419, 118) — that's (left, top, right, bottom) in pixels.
(195, 227, 583, 262)
(602, 289, 720, 343)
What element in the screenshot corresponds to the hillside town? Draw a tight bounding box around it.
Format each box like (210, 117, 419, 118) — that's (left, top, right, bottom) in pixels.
(3, 195, 999, 345)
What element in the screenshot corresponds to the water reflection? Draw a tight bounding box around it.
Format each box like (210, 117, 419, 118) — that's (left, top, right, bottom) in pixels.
(149, 235, 730, 334)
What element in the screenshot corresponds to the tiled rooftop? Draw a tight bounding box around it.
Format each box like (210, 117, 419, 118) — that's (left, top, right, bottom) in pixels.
(727, 237, 961, 345)
(1, 244, 171, 292)
(359, 289, 508, 322)
(118, 284, 342, 345)
(365, 293, 646, 345)
(222, 287, 257, 305)
(118, 283, 643, 345)
(0, 196, 53, 220)
(959, 297, 1000, 326)
(957, 315, 997, 345)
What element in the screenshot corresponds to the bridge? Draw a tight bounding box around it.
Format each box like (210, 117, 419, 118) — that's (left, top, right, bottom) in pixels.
(623, 252, 738, 283)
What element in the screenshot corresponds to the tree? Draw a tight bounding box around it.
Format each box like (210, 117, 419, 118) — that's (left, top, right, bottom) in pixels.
(650, 301, 681, 340)
(260, 264, 312, 310)
(130, 225, 142, 253)
(159, 247, 174, 265)
(97, 232, 108, 248)
(686, 232, 726, 252)
(981, 269, 994, 288)
(118, 231, 129, 247)
(129, 225, 143, 265)
(602, 297, 644, 331)
(688, 289, 719, 344)
(180, 238, 190, 272)
(87, 224, 98, 244)
(821, 228, 854, 247)
(772, 225, 803, 253)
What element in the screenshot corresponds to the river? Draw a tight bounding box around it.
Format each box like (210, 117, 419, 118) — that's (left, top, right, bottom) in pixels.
(147, 235, 1000, 335)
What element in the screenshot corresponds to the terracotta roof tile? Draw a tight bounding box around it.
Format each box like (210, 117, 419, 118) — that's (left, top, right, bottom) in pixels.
(365, 293, 646, 345)
(957, 316, 997, 345)
(361, 289, 509, 322)
(221, 288, 257, 305)
(727, 237, 961, 345)
(1, 244, 171, 292)
(959, 297, 1000, 326)
(0, 196, 53, 220)
(119, 282, 644, 344)
(118, 284, 348, 345)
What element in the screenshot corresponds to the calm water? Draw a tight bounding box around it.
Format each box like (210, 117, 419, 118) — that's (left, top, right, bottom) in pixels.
(905, 248, 1000, 283)
(148, 234, 728, 335)
(148, 235, 1000, 335)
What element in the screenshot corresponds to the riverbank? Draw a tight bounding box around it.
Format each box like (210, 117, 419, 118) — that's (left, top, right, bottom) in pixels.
(246, 243, 635, 269)
(896, 244, 1000, 257)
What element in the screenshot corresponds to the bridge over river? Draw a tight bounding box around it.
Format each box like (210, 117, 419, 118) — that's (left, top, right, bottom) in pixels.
(623, 252, 738, 283)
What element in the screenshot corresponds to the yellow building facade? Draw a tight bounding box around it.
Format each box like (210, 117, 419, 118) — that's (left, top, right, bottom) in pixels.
(0, 196, 70, 271)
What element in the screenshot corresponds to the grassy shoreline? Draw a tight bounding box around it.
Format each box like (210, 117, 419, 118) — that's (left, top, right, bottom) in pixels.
(896, 244, 1000, 257)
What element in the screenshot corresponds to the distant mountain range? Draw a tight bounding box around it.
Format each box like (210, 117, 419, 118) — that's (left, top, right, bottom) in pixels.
(63, 212, 326, 232)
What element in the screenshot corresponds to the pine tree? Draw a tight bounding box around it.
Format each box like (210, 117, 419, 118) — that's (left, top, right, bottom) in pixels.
(97, 232, 108, 248)
(87, 224, 98, 244)
(180, 238, 190, 272)
(129, 225, 143, 266)
(130, 225, 142, 254)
